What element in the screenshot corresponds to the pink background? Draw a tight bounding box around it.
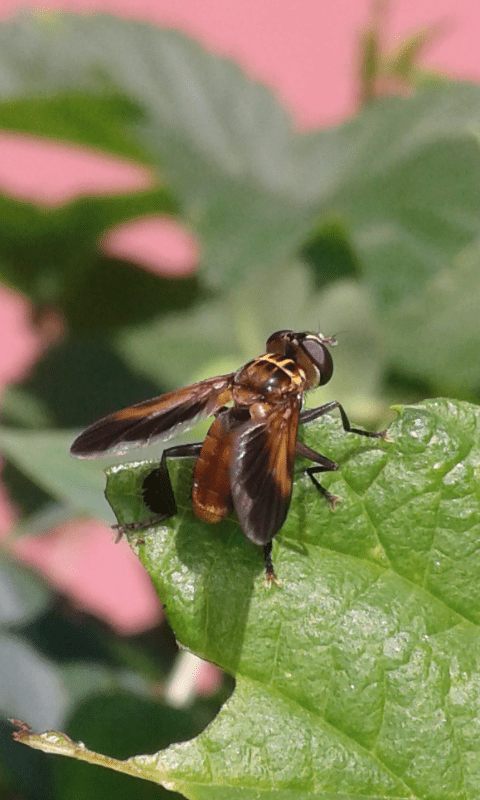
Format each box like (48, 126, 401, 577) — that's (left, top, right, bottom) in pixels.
(0, 0, 478, 637)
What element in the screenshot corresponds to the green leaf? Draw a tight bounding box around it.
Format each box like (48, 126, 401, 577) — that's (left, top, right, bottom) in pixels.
(0, 14, 315, 289)
(384, 23, 448, 85)
(98, 399, 480, 798)
(9, 335, 163, 428)
(0, 190, 185, 328)
(0, 552, 50, 624)
(2, 14, 479, 396)
(0, 633, 67, 728)
(313, 83, 480, 304)
(382, 237, 480, 395)
(0, 93, 148, 162)
(303, 83, 480, 395)
(0, 427, 111, 523)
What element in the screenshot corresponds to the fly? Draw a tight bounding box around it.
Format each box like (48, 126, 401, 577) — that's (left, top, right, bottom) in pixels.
(71, 330, 387, 579)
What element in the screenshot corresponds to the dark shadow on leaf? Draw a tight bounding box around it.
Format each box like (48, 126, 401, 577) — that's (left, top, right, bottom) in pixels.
(277, 535, 309, 560)
(109, 459, 261, 674)
(173, 517, 261, 672)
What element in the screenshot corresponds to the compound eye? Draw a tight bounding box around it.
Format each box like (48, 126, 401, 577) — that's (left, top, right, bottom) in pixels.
(300, 338, 333, 385)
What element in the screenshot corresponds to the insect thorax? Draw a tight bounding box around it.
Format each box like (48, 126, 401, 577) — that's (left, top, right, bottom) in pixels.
(233, 354, 305, 402)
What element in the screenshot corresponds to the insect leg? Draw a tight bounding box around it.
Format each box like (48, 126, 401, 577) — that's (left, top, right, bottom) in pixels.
(295, 440, 339, 508)
(300, 401, 387, 439)
(113, 442, 203, 537)
(262, 541, 277, 582)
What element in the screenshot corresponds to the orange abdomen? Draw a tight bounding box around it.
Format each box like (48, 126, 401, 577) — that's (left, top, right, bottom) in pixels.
(192, 415, 233, 523)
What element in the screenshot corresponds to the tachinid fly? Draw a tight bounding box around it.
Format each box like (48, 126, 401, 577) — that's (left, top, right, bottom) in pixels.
(71, 330, 386, 579)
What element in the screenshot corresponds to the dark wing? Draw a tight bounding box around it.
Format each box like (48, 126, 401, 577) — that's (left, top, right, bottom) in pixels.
(229, 397, 301, 545)
(70, 375, 234, 458)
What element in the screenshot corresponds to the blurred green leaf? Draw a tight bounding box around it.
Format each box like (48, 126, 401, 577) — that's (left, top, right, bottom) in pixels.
(0, 553, 50, 624)
(9, 336, 162, 428)
(0, 385, 52, 428)
(0, 716, 53, 800)
(0, 93, 148, 161)
(310, 84, 480, 395)
(386, 22, 447, 83)
(358, 0, 447, 105)
(0, 428, 110, 523)
(98, 399, 480, 798)
(326, 84, 480, 291)
(0, 15, 479, 393)
(6, 595, 186, 735)
(15, 603, 115, 666)
(0, 15, 318, 289)
(1, 459, 55, 521)
(0, 633, 67, 729)
(384, 237, 480, 395)
(15, 502, 84, 536)
(0, 190, 185, 328)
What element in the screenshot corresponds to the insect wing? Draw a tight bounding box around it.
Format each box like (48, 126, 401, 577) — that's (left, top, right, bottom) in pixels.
(229, 398, 300, 546)
(71, 375, 234, 458)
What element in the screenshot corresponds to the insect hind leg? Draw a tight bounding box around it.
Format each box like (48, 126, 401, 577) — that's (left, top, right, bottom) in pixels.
(113, 442, 203, 537)
(305, 467, 339, 509)
(295, 440, 340, 509)
(263, 541, 278, 583)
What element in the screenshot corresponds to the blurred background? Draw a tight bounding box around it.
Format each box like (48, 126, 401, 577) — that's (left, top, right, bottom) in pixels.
(1, 0, 480, 797)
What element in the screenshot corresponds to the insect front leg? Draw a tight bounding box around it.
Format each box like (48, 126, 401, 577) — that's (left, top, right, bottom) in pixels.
(113, 442, 203, 538)
(300, 401, 387, 439)
(295, 440, 339, 509)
